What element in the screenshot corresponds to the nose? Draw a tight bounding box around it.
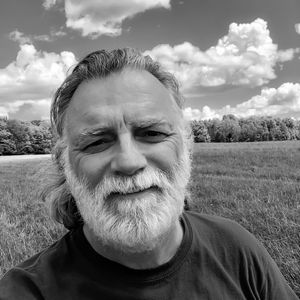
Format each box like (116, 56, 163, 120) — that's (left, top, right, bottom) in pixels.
(110, 133, 147, 176)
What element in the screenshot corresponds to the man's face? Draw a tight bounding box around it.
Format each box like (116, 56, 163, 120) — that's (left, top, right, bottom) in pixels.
(63, 68, 191, 252)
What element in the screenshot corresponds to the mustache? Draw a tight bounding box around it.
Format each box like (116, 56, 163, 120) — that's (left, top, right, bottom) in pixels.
(110, 185, 160, 194)
(88, 168, 171, 199)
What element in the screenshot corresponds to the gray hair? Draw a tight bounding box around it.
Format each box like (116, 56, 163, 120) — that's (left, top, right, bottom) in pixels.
(46, 48, 189, 230)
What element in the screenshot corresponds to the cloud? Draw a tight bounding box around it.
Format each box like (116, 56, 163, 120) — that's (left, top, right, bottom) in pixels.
(43, 0, 58, 10)
(145, 19, 299, 89)
(184, 82, 300, 120)
(184, 106, 221, 120)
(0, 43, 77, 120)
(63, 0, 171, 38)
(50, 28, 67, 37)
(9, 29, 67, 43)
(228, 82, 300, 118)
(295, 23, 300, 34)
(8, 100, 51, 121)
(33, 35, 52, 42)
(9, 30, 32, 44)
(277, 48, 300, 62)
(0, 107, 8, 118)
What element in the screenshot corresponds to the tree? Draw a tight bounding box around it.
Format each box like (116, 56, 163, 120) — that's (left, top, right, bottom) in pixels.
(191, 120, 211, 142)
(6, 120, 31, 153)
(204, 119, 221, 142)
(29, 121, 52, 154)
(0, 118, 16, 155)
(258, 118, 270, 141)
(215, 116, 241, 142)
(282, 118, 298, 140)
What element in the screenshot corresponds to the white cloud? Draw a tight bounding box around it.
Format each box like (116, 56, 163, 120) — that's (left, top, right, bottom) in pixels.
(145, 19, 299, 89)
(0, 107, 8, 118)
(8, 99, 51, 121)
(184, 106, 221, 120)
(64, 0, 171, 38)
(277, 48, 299, 62)
(33, 34, 52, 42)
(295, 23, 300, 34)
(9, 30, 32, 44)
(228, 82, 300, 118)
(9, 29, 67, 44)
(50, 27, 67, 37)
(0, 43, 77, 120)
(184, 82, 300, 120)
(43, 0, 57, 10)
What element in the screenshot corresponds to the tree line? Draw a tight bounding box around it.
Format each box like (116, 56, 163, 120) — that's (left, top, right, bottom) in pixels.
(0, 118, 52, 155)
(192, 115, 300, 143)
(1, 115, 300, 155)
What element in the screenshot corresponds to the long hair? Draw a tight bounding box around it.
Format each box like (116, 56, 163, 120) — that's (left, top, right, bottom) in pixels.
(45, 48, 189, 230)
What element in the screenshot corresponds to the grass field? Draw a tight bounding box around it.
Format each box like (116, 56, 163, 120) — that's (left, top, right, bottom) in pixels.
(0, 141, 299, 296)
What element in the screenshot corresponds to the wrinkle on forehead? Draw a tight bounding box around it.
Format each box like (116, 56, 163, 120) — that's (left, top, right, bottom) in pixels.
(64, 68, 184, 140)
(69, 67, 180, 109)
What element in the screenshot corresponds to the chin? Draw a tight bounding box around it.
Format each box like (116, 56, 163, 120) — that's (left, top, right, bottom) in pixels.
(86, 190, 183, 254)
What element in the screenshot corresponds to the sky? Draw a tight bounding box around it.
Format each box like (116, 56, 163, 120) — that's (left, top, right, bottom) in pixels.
(0, 0, 300, 121)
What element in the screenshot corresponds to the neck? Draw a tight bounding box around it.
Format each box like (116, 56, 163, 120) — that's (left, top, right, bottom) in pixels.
(83, 219, 184, 270)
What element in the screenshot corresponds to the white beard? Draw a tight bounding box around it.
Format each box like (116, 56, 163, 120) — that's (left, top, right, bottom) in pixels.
(63, 139, 191, 253)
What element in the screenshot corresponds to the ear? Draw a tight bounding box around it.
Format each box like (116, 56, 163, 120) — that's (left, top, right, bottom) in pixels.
(52, 138, 68, 171)
(183, 118, 194, 156)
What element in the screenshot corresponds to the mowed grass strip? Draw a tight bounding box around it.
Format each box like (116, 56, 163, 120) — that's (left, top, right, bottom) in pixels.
(0, 140, 299, 296)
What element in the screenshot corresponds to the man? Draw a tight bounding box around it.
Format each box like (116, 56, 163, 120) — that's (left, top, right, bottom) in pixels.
(0, 48, 298, 300)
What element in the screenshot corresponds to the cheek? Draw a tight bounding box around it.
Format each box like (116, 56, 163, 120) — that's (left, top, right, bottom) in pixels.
(69, 151, 109, 189)
(147, 138, 183, 176)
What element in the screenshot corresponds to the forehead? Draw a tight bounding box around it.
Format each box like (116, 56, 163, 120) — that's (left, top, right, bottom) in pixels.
(64, 68, 182, 139)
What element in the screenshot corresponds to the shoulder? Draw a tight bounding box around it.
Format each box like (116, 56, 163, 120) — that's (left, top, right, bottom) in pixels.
(183, 211, 268, 259)
(184, 211, 253, 240)
(183, 211, 299, 299)
(0, 230, 73, 299)
(12, 229, 71, 273)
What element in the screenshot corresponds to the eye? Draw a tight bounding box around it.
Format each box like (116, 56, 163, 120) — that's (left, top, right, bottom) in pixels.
(145, 131, 162, 136)
(84, 137, 115, 152)
(136, 130, 168, 143)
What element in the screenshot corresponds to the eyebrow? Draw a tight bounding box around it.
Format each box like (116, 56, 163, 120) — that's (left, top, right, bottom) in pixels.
(73, 119, 173, 146)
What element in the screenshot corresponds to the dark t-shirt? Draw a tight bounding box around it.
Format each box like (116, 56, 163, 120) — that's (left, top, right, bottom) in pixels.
(0, 211, 298, 299)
